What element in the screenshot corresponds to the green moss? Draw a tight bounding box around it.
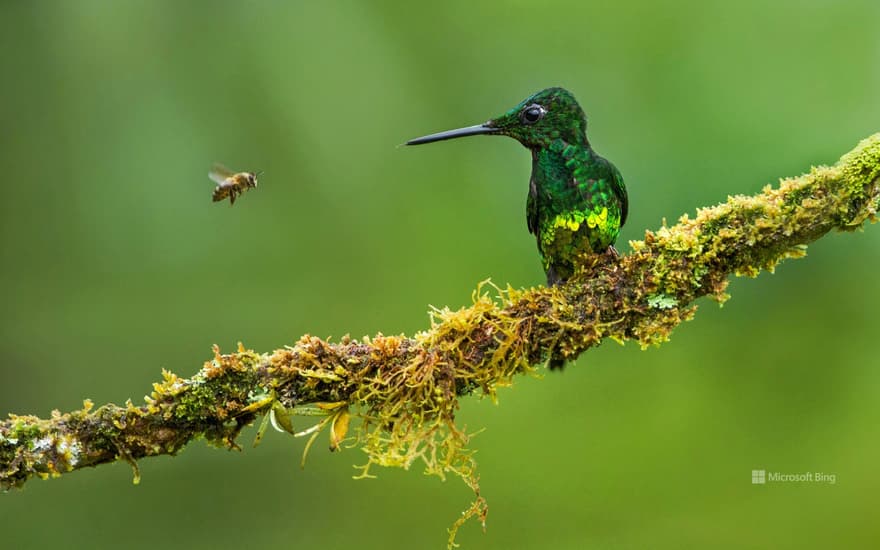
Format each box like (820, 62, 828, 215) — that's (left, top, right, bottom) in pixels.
(8, 419, 43, 444)
(841, 134, 880, 194)
(781, 180, 816, 209)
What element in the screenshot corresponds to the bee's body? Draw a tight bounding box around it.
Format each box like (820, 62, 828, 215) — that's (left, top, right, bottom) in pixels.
(209, 164, 259, 205)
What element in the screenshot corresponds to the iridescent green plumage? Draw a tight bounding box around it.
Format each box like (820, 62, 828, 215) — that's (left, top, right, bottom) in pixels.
(528, 132, 627, 283)
(406, 87, 628, 285)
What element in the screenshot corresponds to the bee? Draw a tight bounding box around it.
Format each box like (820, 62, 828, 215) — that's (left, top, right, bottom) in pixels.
(209, 164, 260, 205)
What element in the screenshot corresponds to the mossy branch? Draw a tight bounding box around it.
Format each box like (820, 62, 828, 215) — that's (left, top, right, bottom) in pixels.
(3, 134, 879, 546)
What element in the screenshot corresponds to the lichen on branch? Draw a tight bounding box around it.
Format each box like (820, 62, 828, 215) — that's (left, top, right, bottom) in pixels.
(2, 134, 879, 547)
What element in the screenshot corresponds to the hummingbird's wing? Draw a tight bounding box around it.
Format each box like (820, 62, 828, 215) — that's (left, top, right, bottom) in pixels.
(209, 163, 234, 185)
(526, 177, 539, 235)
(606, 161, 627, 227)
(599, 157, 629, 227)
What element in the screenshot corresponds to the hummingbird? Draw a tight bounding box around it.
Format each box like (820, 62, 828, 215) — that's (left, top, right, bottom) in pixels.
(406, 87, 628, 286)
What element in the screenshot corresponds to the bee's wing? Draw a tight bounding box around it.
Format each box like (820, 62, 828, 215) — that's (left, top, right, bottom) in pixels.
(209, 163, 234, 185)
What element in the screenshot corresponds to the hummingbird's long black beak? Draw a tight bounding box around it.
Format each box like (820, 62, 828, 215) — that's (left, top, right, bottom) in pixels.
(406, 123, 497, 145)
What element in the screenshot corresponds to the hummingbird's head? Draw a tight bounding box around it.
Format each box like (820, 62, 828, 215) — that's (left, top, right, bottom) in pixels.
(406, 87, 588, 150)
(487, 87, 588, 149)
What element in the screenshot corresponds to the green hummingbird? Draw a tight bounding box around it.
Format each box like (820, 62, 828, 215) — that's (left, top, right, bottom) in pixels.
(406, 87, 628, 286)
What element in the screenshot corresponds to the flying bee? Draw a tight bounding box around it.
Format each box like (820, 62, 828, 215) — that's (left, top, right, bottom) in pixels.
(209, 164, 260, 205)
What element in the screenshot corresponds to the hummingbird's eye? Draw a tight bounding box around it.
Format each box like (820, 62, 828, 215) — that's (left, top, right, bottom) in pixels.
(521, 105, 546, 124)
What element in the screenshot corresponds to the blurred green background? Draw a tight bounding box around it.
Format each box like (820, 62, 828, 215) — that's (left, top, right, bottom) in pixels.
(2, 1, 879, 548)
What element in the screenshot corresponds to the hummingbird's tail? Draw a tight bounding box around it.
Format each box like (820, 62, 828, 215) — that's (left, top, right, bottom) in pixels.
(546, 265, 566, 369)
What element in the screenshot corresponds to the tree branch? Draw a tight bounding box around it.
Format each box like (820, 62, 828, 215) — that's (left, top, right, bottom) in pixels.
(2, 134, 879, 545)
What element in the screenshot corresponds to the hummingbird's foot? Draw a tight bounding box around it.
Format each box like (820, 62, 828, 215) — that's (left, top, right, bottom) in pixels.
(606, 245, 620, 258)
